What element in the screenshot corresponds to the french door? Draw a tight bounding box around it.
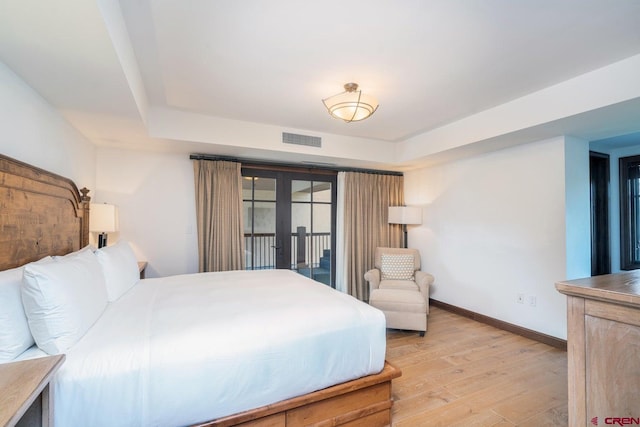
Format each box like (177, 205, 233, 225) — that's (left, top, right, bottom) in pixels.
(241, 168, 337, 287)
(620, 155, 640, 270)
(590, 151, 610, 275)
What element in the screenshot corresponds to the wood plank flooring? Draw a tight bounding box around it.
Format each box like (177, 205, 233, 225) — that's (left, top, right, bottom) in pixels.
(386, 306, 568, 426)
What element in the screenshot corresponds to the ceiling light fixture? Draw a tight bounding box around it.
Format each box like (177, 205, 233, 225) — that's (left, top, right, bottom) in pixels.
(322, 82, 378, 123)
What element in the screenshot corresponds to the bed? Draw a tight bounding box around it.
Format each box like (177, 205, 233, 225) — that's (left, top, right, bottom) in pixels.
(0, 154, 400, 427)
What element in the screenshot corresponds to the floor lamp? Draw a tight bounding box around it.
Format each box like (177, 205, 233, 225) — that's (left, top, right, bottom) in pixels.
(388, 206, 422, 248)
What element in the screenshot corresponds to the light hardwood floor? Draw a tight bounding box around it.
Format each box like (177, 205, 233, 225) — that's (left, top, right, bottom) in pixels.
(386, 306, 568, 426)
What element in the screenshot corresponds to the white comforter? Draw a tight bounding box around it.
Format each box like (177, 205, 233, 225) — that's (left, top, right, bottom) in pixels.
(53, 270, 386, 427)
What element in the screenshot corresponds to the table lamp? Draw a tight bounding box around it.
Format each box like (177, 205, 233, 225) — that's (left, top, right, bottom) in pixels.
(89, 203, 119, 248)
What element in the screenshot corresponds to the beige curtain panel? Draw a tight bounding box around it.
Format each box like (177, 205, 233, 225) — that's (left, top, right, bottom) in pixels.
(193, 160, 246, 272)
(342, 172, 404, 301)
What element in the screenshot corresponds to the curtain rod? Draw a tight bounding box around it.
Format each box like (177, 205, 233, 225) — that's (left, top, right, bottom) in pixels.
(189, 154, 403, 176)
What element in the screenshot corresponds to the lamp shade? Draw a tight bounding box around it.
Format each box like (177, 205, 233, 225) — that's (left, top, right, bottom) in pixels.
(89, 203, 119, 233)
(388, 206, 422, 225)
(322, 83, 378, 122)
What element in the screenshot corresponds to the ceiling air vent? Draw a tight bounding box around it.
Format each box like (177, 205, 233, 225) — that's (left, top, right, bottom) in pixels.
(282, 132, 321, 148)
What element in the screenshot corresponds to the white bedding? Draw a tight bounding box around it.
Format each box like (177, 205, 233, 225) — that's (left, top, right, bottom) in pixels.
(52, 269, 386, 427)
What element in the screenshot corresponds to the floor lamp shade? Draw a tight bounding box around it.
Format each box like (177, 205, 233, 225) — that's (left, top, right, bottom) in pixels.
(388, 206, 422, 248)
(388, 206, 422, 225)
(89, 203, 119, 248)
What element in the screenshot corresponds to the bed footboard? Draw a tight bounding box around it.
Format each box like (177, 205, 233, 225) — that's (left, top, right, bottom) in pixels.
(194, 361, 401, 427)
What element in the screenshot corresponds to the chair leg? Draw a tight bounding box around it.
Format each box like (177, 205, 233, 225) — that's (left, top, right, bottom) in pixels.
(419, 331, 425, 337)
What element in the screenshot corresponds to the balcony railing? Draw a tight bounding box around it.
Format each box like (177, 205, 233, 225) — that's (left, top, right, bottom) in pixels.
(244, 232, 331, 271)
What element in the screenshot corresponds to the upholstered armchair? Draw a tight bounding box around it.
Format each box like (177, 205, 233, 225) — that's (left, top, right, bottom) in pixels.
(364, 247, 434, 336)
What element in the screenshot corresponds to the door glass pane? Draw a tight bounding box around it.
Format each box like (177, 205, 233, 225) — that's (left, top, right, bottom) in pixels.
(242, 177, 253, 200)
(243, 201, 253, 269)
(291, 202, 311, 271)
(312, 181, 332, 202)
(243, 175, 277, 270)
(291, 180, 311, 273)
(254, 177, 276, 201)
(244, 201, 277, 270)
(312, 203, 332, 285)
(290, 179, 333, 286)
(292, 180, 311, 202)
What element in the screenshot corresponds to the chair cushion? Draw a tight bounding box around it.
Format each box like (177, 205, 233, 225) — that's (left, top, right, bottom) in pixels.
(380, 253, 415, 280)
(369, 288, 427, 313)
(380, 280, 419, 291)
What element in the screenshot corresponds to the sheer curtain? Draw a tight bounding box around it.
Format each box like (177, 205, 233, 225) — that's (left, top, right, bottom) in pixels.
(335, 171, 404, 301)
(193, 160, 246, 272)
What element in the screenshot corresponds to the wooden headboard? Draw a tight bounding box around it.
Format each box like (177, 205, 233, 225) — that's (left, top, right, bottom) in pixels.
(0, 154, 90, 270)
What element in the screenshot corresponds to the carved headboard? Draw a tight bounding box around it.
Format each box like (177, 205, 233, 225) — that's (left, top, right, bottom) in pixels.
(0, 154, 90, 270)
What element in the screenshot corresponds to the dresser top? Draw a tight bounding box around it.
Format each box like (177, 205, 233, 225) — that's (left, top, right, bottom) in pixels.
(0, 354, 65, 427)
(555, 270, 640, 308)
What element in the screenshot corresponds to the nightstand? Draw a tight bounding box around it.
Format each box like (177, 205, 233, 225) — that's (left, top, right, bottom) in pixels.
(0, 354, 65, 427)
(138, 261, 148, 279)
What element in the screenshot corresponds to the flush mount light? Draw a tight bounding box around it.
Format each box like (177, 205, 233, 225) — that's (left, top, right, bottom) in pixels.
(322, 82, 379, 123)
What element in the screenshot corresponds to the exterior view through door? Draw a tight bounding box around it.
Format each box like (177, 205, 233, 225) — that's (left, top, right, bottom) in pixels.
(242, 169, 337, 287)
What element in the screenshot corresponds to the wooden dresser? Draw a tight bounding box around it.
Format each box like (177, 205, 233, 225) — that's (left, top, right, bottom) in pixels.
(0, 354, 65, 427)
(556, 272, 640, 426)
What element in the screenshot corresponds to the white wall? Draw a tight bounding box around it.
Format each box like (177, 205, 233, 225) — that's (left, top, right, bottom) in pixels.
(564, 136, 591, 279)
(0, 61, 95, 187)
(404, 136, 591, 339)
(94, 148, 198, 277)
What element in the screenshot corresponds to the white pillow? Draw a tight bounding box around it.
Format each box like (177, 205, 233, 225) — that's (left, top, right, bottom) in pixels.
(380, 253, 415, 281)
(95, 240, 139, 302)
(53, 245, 95, 260)
(0, 267, 31, 362)
(22, 249, 108, 355)
(0, 256, 53, 362)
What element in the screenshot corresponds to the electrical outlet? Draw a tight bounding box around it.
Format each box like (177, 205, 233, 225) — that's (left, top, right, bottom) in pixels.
(517, 293, 525, 304)
(528, 295, 537, 307)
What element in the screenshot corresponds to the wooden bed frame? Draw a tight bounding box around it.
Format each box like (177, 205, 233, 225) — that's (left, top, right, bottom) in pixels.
(0, 155, 90, 271)
(197, 362, 400, 427)
(0, 153, 401, 427)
